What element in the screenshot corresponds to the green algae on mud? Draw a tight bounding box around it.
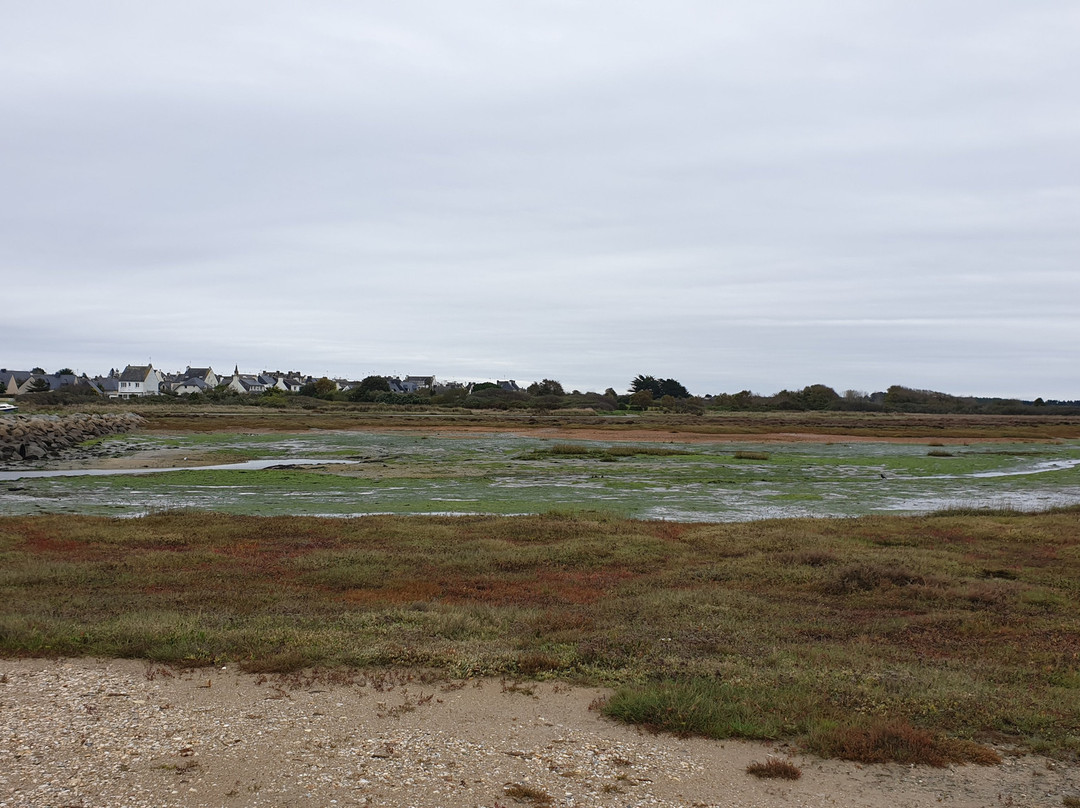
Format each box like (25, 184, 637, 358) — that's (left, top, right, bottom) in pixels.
(2, 431, 1080, 520)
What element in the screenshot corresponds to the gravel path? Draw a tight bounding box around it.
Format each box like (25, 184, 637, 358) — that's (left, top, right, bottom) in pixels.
(2, 659, 1078, 808)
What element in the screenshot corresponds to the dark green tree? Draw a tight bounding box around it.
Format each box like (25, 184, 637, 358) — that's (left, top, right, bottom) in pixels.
(631, 375, 689, 399)
(348, 375, 391, 401)
(300, 377, 338, 399)
(527, 379, 565, 396)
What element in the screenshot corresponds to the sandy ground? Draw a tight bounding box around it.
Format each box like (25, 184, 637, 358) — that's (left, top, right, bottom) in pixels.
(2, 659, 1078, 808)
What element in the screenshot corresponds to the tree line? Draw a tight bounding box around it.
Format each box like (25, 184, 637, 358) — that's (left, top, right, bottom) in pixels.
(14, 370, 1077, 415)
(283, 377, 1080, 415)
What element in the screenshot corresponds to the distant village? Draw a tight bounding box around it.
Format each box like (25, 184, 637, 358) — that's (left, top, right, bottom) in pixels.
(1, 364, 507, 399)
(3, 363, 1077, 415)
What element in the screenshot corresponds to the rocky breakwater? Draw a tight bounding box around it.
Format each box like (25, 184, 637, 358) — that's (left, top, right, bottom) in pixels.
(0, 412, 145, 462)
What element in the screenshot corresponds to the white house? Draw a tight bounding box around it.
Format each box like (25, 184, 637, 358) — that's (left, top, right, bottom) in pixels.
(115, 365, 163, 398)
(226, 366, 268, 394)
(173, 377, 211, 395)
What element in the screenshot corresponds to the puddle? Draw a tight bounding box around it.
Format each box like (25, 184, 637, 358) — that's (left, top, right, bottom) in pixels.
(0, 458, 360, 481)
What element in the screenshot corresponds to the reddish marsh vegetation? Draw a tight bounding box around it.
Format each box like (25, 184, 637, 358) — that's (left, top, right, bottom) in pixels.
(113, 406, 1080, 441)
(2, 507, 1079, 761)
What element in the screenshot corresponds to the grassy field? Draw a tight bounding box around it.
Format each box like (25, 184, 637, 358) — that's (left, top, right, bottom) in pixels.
(3, 507, 1079, 763)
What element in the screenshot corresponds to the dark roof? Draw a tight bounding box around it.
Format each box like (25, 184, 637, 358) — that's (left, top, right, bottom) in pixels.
(40, 374, 81, 391)
(119, 365, 153, 382)
(235, 375, 265, 391)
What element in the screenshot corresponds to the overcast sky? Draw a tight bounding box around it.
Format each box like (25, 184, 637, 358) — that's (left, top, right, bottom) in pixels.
(2, 2, 1078, 398)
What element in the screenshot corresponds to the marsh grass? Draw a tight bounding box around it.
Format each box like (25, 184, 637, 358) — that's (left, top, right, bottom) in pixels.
(733, 451, 770, 460)
(2, 508, 1080, 760)
(806, 720, 1002, 766)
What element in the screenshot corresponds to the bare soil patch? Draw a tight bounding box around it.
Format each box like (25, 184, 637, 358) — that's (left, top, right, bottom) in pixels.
(3, 658, 1078, 808)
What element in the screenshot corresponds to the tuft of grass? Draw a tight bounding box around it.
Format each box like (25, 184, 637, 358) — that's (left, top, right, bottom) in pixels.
(504, 783, 554, 805)
(746, 758, 802, 780)
(927, 450, 955, 457)
(806, 720, 1001, 767)
(602, 679, 807, 740)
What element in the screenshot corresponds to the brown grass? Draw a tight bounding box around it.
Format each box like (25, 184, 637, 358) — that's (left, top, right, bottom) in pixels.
(746, 758, 802, 779)
(807, 720, 1002, 767)
(504, 783, 554, 805)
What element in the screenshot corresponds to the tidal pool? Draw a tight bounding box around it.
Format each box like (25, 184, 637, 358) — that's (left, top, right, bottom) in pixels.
(2, 431, 1079, 521)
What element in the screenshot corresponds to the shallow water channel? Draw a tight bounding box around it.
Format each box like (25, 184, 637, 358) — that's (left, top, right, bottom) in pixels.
(2, 431, 1079, 521)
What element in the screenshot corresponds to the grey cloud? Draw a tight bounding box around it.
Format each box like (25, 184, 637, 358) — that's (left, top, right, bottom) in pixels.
(2, 1, 1077, 398)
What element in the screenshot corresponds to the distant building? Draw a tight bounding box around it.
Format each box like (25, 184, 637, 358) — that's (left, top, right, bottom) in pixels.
(226, 366, 268, 395)
(115, 365, 163, 398)
(400, 375, 435, 393)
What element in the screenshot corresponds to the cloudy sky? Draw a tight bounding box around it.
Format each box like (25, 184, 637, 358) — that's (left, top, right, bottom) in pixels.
(3, 2, 1077, 398)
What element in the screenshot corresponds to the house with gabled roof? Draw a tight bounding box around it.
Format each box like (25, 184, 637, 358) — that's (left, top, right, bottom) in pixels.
(1, 370, 33, 396)
(226, 366, 268, 395)
(115, 365, 163, 398)
(3, 370, 86, 396)
(166, 366, 220, 395)
(173, 377, 211, 395)
(182, 366, 219, 388)
(400, 375, 435, 393)
(273, 374, 305, 393)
